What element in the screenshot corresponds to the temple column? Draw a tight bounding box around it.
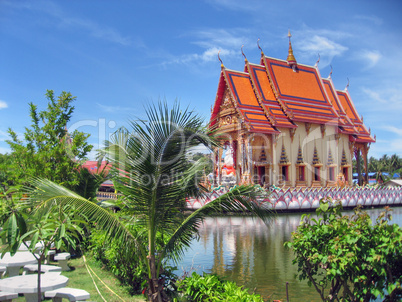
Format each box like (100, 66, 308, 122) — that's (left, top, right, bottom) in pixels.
(362, 144, 369, 185)
(236, 137, 243, 185)
(355, 148, 362, 186)
(247, 139, 252, 184)
(217, 148, 223, 186)
(272, 134, 277, 186)
(213, 147, 218, 187)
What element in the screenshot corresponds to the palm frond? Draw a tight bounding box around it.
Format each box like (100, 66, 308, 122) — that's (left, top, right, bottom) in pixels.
(161, 185, 273, 264)
(25, 178, 141, 256)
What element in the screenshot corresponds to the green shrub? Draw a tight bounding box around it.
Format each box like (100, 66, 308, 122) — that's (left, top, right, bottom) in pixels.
(176, 272, 264, 302)
(87, 226, 147, 294)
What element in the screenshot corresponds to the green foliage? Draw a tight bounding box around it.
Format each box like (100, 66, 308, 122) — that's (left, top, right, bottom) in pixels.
(285, 198, 402, 301)
(176, 272, 264, 302)
(87, 225, 147, 294)
(5, 90, 92, 189)
(26, 102, 273, 302)
(73, 163, 109, 201)
(0, 201, 86, 301)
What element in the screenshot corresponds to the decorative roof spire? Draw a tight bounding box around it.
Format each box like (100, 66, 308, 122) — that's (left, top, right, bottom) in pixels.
(296, 139, 304, 164)
(259, 148, 267, 162)
(257, 38, 264, 57)
(312, 141, 321, 165)
(241, 45, 247, 62)
(327, 148, 334, 165)
(315, 53, 320, 68)
(329, 65, 333, 79)
(341, 148, 348, 166)
(345, 77, 350, 91)
(287, 30, 297, 71)
(218, 50, 224, 68)
(279, 141, 289, 164)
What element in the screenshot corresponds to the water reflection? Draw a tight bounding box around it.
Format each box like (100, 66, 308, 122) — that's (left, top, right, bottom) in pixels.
(178, 206, 402, 301)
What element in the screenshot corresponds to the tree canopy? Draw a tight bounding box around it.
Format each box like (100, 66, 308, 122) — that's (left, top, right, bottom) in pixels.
(4, 90, 92, 189)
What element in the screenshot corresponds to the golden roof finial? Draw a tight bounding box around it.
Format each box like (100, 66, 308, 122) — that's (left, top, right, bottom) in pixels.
(257, 38, 264, 57)
(329, 65, 333, 78)
(346, 77, 350, 90)
(218, 50, 224, 68)
(241, 45, 247, 62)
(287, 30, 297, 68)
(315, 53, 320, 67)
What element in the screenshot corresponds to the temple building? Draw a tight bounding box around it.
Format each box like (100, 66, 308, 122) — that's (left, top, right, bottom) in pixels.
(210, 32, 375, 188)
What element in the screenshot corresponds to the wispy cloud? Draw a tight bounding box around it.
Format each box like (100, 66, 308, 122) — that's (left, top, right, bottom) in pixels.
(0, 130, 8, 141)
(381, 125, 402, 136)
(0, 146, 11, 154)
(161, 28, 250, 66)
(296, 34, 348, 67)
(0, 100, 8, 110)
(205, 0, 262, 12)
(6, 0, 132, 46)
(97, 103, 139, 113)
(354, 14, 383, 26)
(359, 50, 381, 68)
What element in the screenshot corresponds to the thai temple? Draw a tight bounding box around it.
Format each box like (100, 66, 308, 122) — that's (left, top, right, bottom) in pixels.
(210, 32, 375, 188)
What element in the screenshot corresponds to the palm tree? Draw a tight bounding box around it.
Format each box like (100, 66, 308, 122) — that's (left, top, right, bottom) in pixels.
(27, 102, 272, 302)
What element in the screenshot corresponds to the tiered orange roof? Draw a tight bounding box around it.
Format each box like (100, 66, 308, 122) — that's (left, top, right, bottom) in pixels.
(262, 57, 340, 125)
(210, 37, 375, 144)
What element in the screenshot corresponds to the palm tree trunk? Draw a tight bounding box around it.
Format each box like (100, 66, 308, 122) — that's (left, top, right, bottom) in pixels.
(147, 255, 162, 302)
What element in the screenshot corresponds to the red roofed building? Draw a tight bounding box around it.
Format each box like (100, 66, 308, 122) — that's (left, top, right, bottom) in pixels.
(210, 33, 375, 188)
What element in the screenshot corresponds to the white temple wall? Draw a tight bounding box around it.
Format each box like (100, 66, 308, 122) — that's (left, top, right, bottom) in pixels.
(271, 122, 353, 187)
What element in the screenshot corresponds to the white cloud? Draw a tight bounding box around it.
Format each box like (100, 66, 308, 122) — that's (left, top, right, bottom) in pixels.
(205, 0, 261, 12)
(6, 0, 132, 46)
(360, 50, 381, 68)
(361, 87, 387, 104)
(97, 103, 139, 113)
(381, 125, 402, 136)
(0, 100, 8, 109)
(297, 35, 348, 67)
(354, 15, 383, 26)
(0, 146, 11, 154)
(191, 29, 250, 49)
(0, 130, 8, 141)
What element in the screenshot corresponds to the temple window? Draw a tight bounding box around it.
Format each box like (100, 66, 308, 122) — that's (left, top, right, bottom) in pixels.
(343, 167, 349, 181)
(314, 166, 321, 181)
(282, 165, 289, 181)
(298, 166, 305, 181)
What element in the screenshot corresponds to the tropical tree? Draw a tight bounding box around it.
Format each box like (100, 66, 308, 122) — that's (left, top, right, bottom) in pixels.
(5, 90, 92, 189)
(285, 199, 402, 301)
(0, 199, 85, 302)
(25, 102, 272, 302)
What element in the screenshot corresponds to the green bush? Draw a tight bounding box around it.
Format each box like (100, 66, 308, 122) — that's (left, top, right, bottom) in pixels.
(176, 272, 264, 302)
(87, 226, 147, 294)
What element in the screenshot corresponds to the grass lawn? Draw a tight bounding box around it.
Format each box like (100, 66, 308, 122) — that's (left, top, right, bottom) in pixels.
(13, 255, 146, 302)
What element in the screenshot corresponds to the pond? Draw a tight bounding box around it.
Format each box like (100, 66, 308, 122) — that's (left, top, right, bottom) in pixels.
(178, 206, 402, 301)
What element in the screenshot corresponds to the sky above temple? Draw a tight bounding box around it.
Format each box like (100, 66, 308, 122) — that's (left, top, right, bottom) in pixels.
(1, 0, 402, 159)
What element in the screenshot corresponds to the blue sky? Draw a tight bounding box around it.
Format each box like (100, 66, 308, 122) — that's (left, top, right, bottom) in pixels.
(1, 0, 402, 159)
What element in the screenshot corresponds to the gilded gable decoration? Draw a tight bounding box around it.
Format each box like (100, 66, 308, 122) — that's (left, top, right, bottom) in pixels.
(289, 128, 296, 143)
(305, 123, 312, 135)
(320, 124, 326, 138)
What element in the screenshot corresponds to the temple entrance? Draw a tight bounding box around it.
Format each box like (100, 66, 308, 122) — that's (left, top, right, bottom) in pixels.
(258, 166, 265, 186)
(254, 165, 269, 187)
